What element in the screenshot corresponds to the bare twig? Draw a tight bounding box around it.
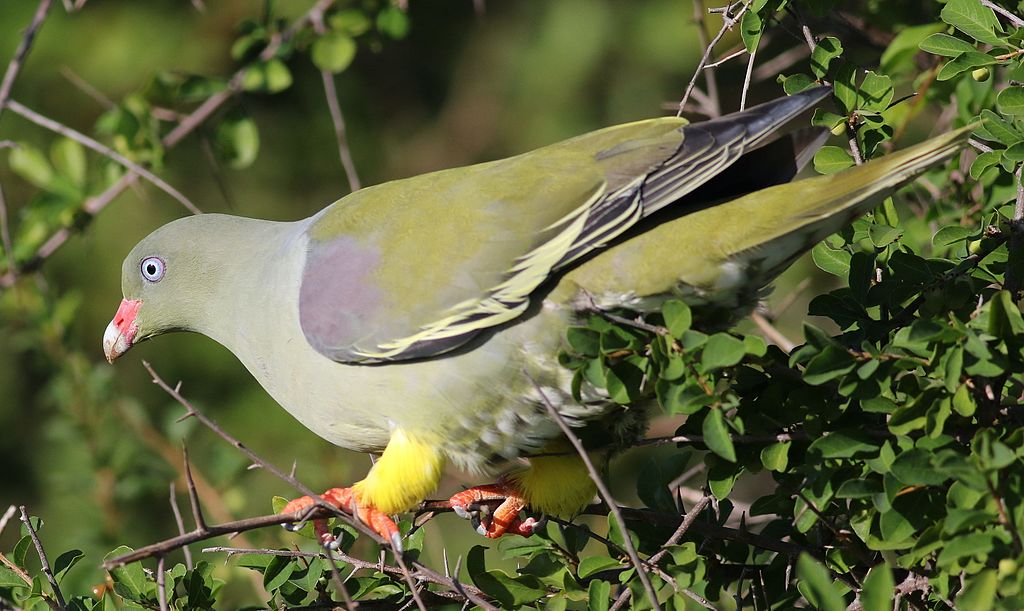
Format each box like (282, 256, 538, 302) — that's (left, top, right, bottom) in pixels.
(0, 183, 13, 279)
(529, 377, 663, 611)
(157, 555, 168, 611)
(692, 0, 721, 117)
(0, 505, 16, 537)
(0, 0, 53, 123)
(610, 495, 715, 611)
(5, 99, 201, 214)
(181, 444, 207, 533)
(19, 506, 66, 609)
(979, 0, 1024, 28)
(311, 11, 362, 193)
(678, 1, 754, 117)
(58, 66, 114, 109)
(739, 47, 757, 111)
(751, 311, 796, 352)
(168, 483, 194, 570)
(323, 548, 357, 611)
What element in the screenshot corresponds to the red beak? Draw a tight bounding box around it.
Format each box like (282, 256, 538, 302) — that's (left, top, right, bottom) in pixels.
(103, 299, 142, 363)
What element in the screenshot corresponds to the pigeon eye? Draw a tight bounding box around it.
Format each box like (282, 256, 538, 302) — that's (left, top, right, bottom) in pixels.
(140, 256, 165, 282)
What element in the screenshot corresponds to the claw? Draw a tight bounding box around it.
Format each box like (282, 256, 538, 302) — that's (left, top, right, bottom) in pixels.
(447, 482, 533, 539)
(279, 487, 402, 552)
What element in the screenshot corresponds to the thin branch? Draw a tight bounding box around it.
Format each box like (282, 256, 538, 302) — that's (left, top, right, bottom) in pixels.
(529, 377, 663, 611)
(0, 0, 53, 123)
(751, 311, 796, 352)
(392, 550, 428, 611)
(979, 0, 1024, 28)
(692, 0, 721, 117)
(323, 548, 357, 611)
(677, 1, 753, 117)
(168, 483, 193, 570)
(0, 505, 16, 537)
(157, 555, 168, 611)
(19, 506, 66, 609)
(58, 66, 114, 109)
(5, 99, 201, 214)
(739, 47, 757, 111)
(182, 444, 207, 532)
(0, 182, 13, 280)
(311, 11, 361, 193)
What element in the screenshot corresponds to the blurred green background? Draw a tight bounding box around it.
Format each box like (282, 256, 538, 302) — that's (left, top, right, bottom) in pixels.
(0, 0, 921, 605)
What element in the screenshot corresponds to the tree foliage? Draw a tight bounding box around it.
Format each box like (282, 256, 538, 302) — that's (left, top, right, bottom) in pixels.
(2, 0, 1024, 609)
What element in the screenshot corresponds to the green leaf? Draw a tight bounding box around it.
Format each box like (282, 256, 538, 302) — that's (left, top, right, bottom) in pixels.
(978, 109, 1023, 146)
(760, 441, 790, 472)
(809, 429, 879, 458)
(860, 563, 894, 611)
(215, 112, 260, 169)
(9, 143, 55, 190)
(956, 569, 997, 611)
(702, 408, 736, 463)
(0, 565, 26, 588)
(262, 554, 295, 591)
(868, 223, 901, 248)
(919, 32, 977, 57)
(997, 86, 1024, 116)
(51, 138, 87, 188)
(890, 449, 948, 486)
(810, 36, 843, 79)
(588, 580, 611, 611)
(242, 59, 293, 93)
(940, 0, 1006, 46)
(933, 224, 973, 247)
(52, 549, 83, 584)
(662, 300, 692, 338)
(329, 9, 372, 36)
(796, 554, 845, 611)
(812, 241, 852, 276)
(577, 556, 621, 579)
(969, 150, 1002, 179)
(312, 33, 357, 73)
(813, 145, 855, 175)
(700, 333, 745, 371)
(859, 72, 894, 111)
(803, 344, 856, 385)
(778, 72, 817, 95)
(567, 327, 601, 357)
(936, 51, 998, 81)
(376, 6, 410, 39)
(104, 546, 152, 601)
(740, 9, 763, 53)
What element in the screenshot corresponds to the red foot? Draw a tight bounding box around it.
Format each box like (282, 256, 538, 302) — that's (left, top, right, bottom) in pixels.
(281, 487, 403, 551)
(447, 482, 540, 538)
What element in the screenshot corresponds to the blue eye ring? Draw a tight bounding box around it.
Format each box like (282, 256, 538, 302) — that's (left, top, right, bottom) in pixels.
(140, 256, 165, 283)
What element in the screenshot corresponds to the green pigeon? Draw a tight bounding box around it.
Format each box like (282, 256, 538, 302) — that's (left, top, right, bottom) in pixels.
(103, 86, 968, 550)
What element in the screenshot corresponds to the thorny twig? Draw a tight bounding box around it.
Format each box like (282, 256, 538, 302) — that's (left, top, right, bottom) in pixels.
(0, 0, 53, 124)
(167, 483, 194, 570)
(677, 0, 754, 118)
(19, 506, 66, 610)
(529, 375, 663, 611)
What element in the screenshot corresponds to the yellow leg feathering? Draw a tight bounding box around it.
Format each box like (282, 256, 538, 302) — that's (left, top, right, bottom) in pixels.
(352, 428, 446, 515)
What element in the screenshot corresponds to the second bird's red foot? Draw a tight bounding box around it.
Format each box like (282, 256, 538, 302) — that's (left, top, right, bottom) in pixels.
(280, 487, 403, 552)
(447, 482, 543, 538)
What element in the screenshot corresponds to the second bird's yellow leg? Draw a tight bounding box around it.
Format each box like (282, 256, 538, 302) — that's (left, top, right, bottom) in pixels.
(282, 428, 446, 551)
